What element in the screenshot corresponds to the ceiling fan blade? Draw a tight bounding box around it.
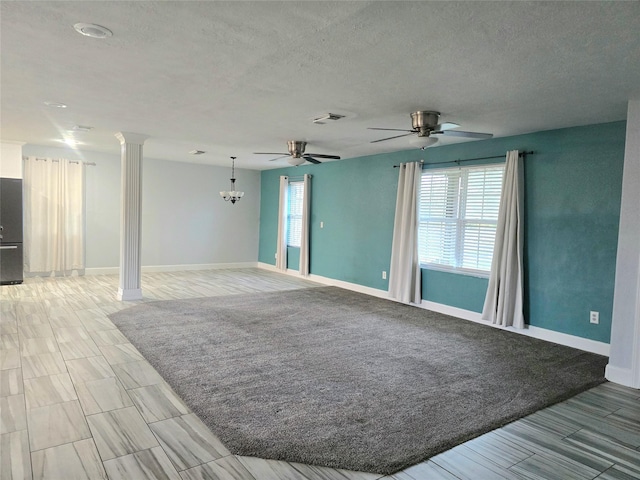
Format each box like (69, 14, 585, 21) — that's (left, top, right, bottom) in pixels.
(438, 130, 493, 139)
(367, 127, 415, 132)
(304, 156, 322, 165)
(267, 155, 290, 162)
(305, 153, 341, 159)
(370, 132, 415, 143)
(435, 122, 460, 131)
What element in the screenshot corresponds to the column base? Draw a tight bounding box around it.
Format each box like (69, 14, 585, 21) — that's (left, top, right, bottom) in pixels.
(117, 288, 143, 301)
(606, 363, 640, 389)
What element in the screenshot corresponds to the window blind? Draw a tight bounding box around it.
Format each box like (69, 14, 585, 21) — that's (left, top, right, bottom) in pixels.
(419, 164, 504, 274)
(287, 181, 304, 247)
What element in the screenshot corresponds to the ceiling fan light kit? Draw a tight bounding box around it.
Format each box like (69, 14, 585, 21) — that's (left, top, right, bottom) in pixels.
(410, 136, 439, 149)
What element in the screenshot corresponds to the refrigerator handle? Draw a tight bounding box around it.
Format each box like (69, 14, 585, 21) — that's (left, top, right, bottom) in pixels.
(0, 245, 18, 250)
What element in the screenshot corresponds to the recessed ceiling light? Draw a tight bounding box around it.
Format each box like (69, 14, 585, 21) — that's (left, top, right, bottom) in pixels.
(44, 101, 67, 108)
(74, 23, 113, 39)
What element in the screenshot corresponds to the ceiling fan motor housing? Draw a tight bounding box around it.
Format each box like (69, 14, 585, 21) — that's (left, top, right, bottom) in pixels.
(287, 140, 307, 158)
(411, 111, 440, 136)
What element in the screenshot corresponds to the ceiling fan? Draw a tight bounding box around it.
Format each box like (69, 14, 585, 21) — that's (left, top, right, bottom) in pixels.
(254, 141, 341, 166)
(369, 111, 493, 148)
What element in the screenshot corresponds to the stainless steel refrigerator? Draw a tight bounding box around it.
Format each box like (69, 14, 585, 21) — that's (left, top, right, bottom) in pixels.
(0, 178, 23, 285)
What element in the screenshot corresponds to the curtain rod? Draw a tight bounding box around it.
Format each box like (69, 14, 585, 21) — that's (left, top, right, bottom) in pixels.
(393, 150, 534, 168)
(286, 175, 312, 181)
(24, 157, 96, 166)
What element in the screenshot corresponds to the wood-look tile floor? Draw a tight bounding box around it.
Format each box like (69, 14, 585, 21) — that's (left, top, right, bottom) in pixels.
(1, 268, 639, 480)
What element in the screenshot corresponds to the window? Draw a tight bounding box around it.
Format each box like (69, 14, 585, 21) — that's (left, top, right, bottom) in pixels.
(287, 181, 304, 247)
(418, 163, 504, 275)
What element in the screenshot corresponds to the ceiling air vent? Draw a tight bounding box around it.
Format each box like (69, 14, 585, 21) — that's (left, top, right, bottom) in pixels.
(189, 150, 206, 155)
(312, 113, 345, 124)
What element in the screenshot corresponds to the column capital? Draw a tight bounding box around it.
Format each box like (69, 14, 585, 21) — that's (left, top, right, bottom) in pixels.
(115, 132, 149, 145)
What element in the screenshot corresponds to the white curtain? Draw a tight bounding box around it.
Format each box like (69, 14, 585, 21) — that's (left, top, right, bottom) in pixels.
(23, 157, 86, 275)
(299, 174, 311, 276)
(388, 162, 422, 304)
(275, 175, 288, 271)
(482, 150, 525, 328)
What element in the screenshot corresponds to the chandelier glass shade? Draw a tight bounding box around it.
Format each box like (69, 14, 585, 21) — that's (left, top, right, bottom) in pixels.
(219, 156, 245, 204)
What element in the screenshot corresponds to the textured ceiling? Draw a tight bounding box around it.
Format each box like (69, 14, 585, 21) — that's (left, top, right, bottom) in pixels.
(1, 1, 639, 170)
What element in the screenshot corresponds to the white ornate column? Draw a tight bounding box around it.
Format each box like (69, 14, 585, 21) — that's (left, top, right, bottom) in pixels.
(115, 132, 148, 301)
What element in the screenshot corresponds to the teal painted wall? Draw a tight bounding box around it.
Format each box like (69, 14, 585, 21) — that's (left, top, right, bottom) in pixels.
(259, 121, 626, 343)
(422, 269, 489, 312)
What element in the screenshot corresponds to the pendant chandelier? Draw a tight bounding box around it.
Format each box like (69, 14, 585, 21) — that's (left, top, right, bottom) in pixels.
(219, 156, 244, 204)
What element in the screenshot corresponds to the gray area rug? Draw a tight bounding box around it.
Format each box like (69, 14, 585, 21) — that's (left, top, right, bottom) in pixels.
(109, 286, 607, 474)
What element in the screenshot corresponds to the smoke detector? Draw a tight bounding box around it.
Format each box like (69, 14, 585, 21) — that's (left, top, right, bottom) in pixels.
(74, 23, 113, 39)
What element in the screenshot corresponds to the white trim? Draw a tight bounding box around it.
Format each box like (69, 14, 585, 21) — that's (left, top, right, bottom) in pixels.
(141, 262, 258, 273)
(605, 364, 635, 387)
(307, 273, 389, 299)
(86, 262, 258, 276)
(117, 287, 142, 301)
(520, 325, 610, 357)
(259, 262, 390, 299)
(258, 263, 610, 356)
(420, 300, 482, 322)
(85, 267, 119, 275)
(420, 300, 609, 355)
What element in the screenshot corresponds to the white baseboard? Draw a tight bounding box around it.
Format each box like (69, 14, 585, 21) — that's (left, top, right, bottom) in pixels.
(605, 364, 638, 388)
(258, 262, 391, 299)
(419, 300, 483, 322)
(421, 300, 610, 356)
(257, 263, 610, 356)
(307, 274, 389, 299)
(256, 262, 280, 273)
(86, 262, 258, 276)
(521, 325, 610, 357)
(85, 267, 119, 275)
(142, 262, 258, 272)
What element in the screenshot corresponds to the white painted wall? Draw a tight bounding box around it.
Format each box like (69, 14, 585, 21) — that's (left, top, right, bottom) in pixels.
(0, 141, 24, 178)
(22, 145, 261, 270)
(141, 156, 260, 266)
(607, 100, 640, 388)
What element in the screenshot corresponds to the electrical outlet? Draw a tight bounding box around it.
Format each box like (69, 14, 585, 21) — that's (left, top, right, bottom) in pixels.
(320, 221, 324, 228)
(590, 311, 599, 324)
(382, 271, 387, 280)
